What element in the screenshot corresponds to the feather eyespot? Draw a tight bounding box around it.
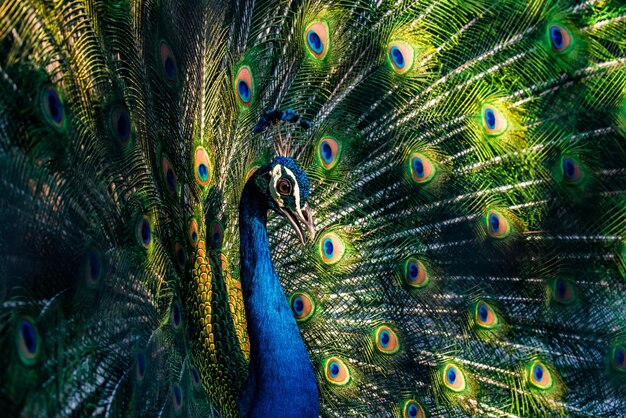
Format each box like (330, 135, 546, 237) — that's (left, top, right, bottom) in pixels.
(161, 154, 178, 195)
(443, 364, 466, 392)
(191, 366, 201, 387)
(305, 22, 329, 60)
(388, 41, 414, 74)
(16, 317, 40, 366)
(528, 361, 553, 390)
(409, 153, 436, 184)
(482, 105, 508, 135)
(290, 292, 315, 321)
(194, 147, 211, 187)
(548, 24, 572, 54)
(85, 248, 102, 288)
(551, 278, 575, 305)
(375, 326, 399, 354)
(474, 301, 498, 329)
(159, 41, 178, 84)
(209, 220, 224, 249)
(188, 218, 199, 247)
(402, 400, 425, 418)
(319, 137, 340, 169)
(235, 66, 254, 106)
(136, 351, 146, 381)
(41, 86, 64, 129)
(319, 233, 345, 264)
(404, 258, 428, 288)
(170, 302, 182, 330)
(486, 210, 511, 238)
(325, 357, 350, 385)
(110, 106, 131, 145)
(562, 157, 582, 184)
(174, 241, 186, 269)
(612, 345, 626, 372)
(172, 383, 183, 411)
(136, 215, 152, 249)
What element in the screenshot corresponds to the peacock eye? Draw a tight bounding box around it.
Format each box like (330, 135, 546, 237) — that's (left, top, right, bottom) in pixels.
(443, 364, 466, 392)
(136, 351, 146, 381)
(612, 345, 626, 372)
(402, 400, 425, 418)
(277, 178, 292, 195)
(305, 21, 329, 60)
(324, 357, 350, 385)
(17, 317, 40, 366)
(290, 292, 315, 321)
(528, 360, 554, 390)
(548, 24, 572, 54)
(388, 41, 414, 74)
(474, 301, 499, 329)
(375, 326, 399, 354)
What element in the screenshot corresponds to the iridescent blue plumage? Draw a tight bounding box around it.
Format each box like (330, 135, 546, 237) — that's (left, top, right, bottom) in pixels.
(237, 157, 318, 417)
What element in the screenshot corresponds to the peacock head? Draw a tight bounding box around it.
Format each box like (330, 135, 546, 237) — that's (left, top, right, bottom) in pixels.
(253, 156, 315, 244)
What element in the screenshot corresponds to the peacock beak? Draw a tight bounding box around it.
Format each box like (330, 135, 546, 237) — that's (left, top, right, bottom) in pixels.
(280, 202, 315, 245)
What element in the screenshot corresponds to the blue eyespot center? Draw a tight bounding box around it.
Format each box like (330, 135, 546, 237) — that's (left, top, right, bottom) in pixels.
(173, 303, 181, 326)
(556, 279, 567, 298)
(137, 352, 146, 377)
(321, 141, 333, 163)
(141, 219, 151, 245)
(489, 213, 500, 232)
(117, 111, 130, 140)
(563, 159, 575, 179)
(616, 347, 625, 365)
(89, 250, 101, 280)
(173, 384, 182, 405)
(408, 404, 418, 417)
(293, 297, 304, 315)
(329, 361, 340, 377)
(484, 108, 496, 130)
(213, 232, 220, 243)
(47, 89, 63, 123)
(238, 80, 250, 101)
(307, 30, 323, 53)
(380, 330, 390, 347)
(447, 367, 456, 384)
(176, 248, 185, 266)
(198, 163, 208, 181)
(323, 238, 334, 257)
(21, 321, 37, 354)
(534, 364, 543, 381)
(390, 46, 405, 68)
(164, 57, 177, 81)
(478, 304, 488, 322)
(166, 167, 176, 189)
(191, 231, 197, 243)
(412, 158, 424, 177)
(551, 26, 563, 49)
(408, 262, 418, 280)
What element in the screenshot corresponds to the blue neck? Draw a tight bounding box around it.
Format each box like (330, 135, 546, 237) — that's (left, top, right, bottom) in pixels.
(237, 181, 319, 417)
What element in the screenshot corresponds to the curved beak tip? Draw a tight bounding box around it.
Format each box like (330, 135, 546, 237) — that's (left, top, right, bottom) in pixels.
(301, 203, 315, 243)
(281, 203, 315, 246)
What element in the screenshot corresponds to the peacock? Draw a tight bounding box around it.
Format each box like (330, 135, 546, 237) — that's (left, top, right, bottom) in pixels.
(1, 0, 625, 416)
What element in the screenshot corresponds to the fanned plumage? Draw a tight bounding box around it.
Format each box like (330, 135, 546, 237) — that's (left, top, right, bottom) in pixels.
(1, 0, 625, 416)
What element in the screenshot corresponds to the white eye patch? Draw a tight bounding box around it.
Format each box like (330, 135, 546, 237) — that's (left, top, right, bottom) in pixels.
(269, 165, 299, 210)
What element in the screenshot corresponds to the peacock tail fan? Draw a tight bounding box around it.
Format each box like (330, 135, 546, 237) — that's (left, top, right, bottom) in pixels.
(0, 0, 625, 416)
